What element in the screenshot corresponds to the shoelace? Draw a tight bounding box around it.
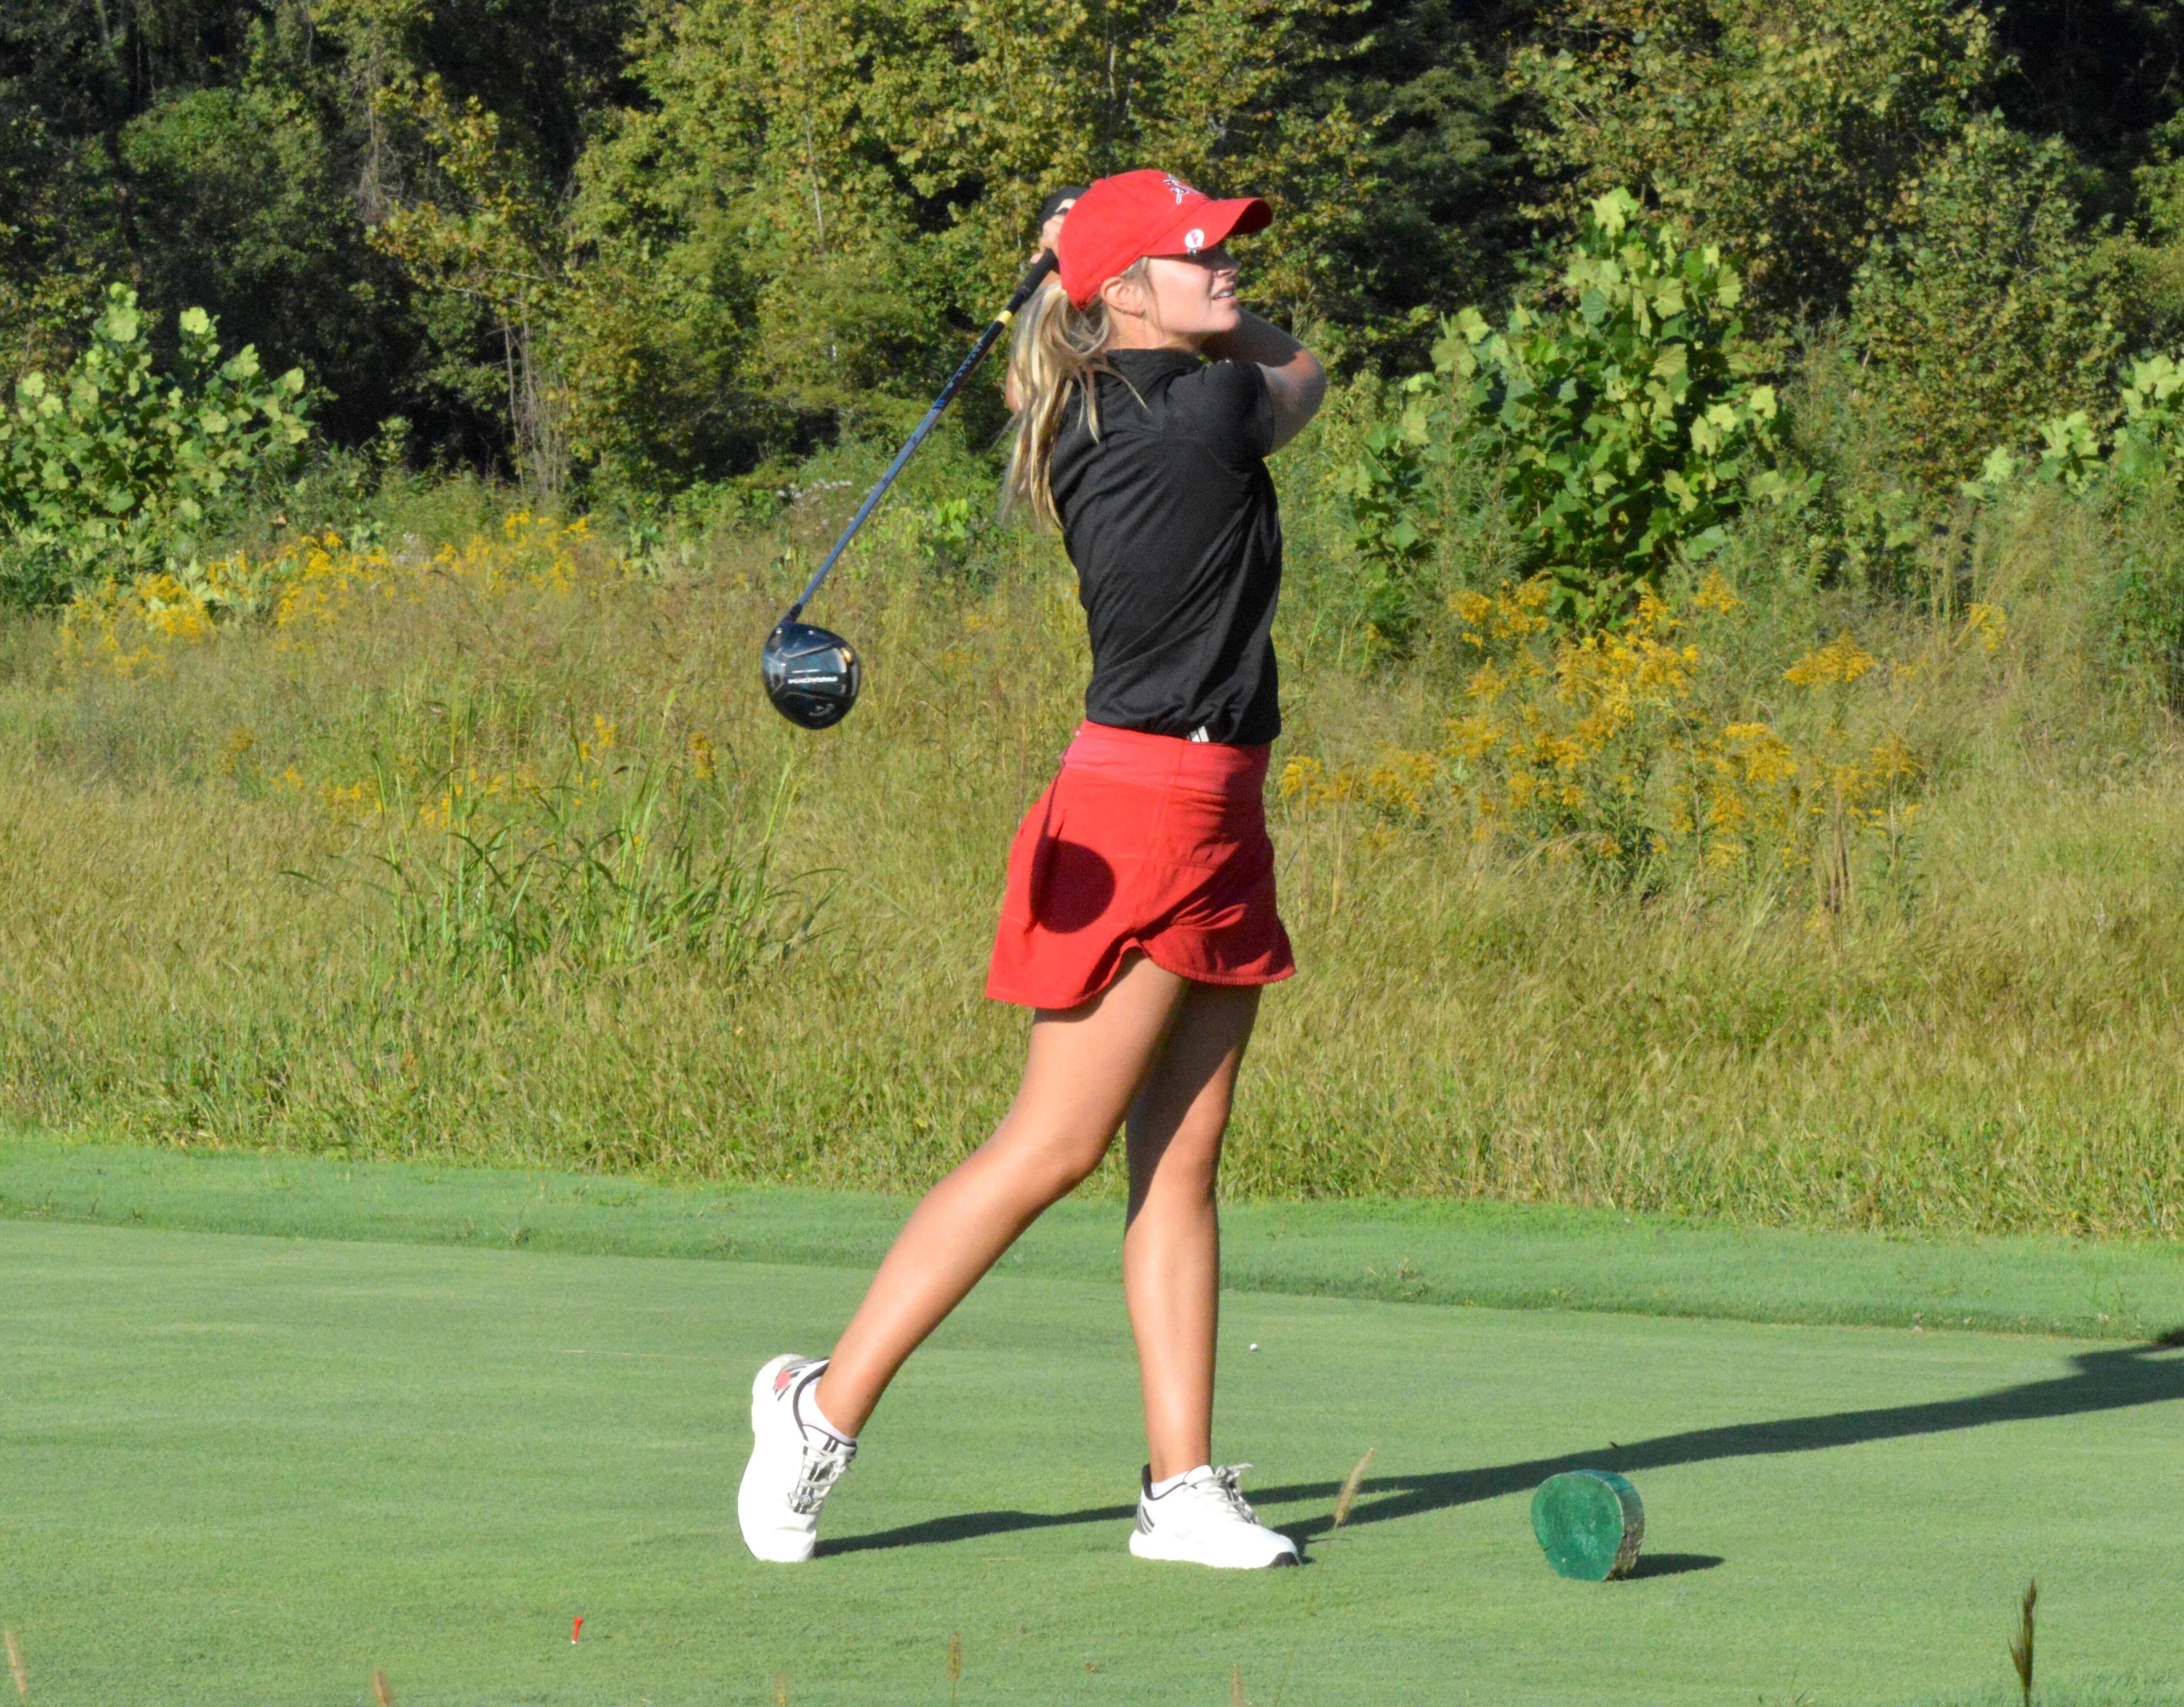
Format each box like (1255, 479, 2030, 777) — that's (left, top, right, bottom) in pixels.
(1203, 1463, 1260, 1524)
(788, 1432, 855, 1515)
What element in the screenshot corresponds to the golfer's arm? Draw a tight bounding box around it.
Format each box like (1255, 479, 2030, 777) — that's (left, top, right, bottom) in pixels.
(1203, 311, 1326, 451)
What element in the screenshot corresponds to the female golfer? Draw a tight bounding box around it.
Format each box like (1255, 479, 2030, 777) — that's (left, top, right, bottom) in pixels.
(738, 169, 1326, 1569)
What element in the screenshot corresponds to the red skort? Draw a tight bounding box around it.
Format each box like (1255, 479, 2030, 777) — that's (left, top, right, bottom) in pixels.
(986, 721, 1296, 1010)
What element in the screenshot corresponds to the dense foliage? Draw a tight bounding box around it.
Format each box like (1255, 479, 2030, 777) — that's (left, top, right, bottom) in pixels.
(557, 0, 1379, 491)
(0, 0, 1522, 490)
(0, 0, 2170, 501)
(5, 0, 2184, 631)
(1512, 0, 1996, 324)
(1851, 115, 2132, 493)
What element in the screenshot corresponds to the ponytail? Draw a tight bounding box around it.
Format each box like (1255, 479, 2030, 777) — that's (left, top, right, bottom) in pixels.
(1002, 262, 1148, 529)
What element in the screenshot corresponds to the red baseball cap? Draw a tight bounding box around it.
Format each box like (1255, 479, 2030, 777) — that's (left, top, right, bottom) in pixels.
(1056, 170, 1272, 309)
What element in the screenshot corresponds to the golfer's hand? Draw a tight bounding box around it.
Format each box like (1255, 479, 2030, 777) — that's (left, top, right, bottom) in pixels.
(1035, 203, 1073, 262)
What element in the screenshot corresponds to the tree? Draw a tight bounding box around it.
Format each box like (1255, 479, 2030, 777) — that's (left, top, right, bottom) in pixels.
(1512, 0, 1995, 326)
(557, 0, 1377, 492)
(1851, 113, 2128, 491)
(1299, 0, 1541, 365)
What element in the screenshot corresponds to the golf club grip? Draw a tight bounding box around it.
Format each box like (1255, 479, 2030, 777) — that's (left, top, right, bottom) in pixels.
(787, 250, 1061, 619)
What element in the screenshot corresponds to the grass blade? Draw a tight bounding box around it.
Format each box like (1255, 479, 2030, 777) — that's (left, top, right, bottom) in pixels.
(1332, 1447, 1376, 1529)
(370, 1668, 394, 1707)
(5, 1626, 25, 1702)
(2008, 1577, 2037, 1706)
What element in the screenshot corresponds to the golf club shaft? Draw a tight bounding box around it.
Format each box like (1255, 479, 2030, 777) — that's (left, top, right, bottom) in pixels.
(785, 249, 1060, 621)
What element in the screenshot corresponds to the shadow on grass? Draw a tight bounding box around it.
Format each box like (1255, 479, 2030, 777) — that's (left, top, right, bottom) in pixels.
(1625, 1552, 1724, 1578)
(820, 1504, 1136, 1557)
(822, 1336, 2184, 1558)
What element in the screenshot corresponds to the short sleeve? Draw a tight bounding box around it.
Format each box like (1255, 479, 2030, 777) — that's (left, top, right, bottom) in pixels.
(1171, 358, 1275, 466)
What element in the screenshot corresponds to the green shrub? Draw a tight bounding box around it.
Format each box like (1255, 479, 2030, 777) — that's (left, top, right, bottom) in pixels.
(1851, 115, 2127, 495)
(0, 284, 311, 606)
(1349, 190, 1804, 627)
(1957, 352, 2184, 507)
(1330, 405, 1441, 653)
(2107, 494, 2184, 710)
(2112, 354, 2184, 486)
(2124, 114, 2184, 341)
(1995, 355, 2184, 711)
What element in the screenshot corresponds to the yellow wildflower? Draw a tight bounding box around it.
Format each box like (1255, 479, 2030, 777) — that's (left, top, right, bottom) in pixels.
(1691, 569, 1742, 614)
(1784, 633, 1877, 687)
(218, 726, 259, 778)
(580, 715, 618, 764)
(1446, 713, 1504, 760)
(1719, 722, 1797, 785)
(1964, 602, 2008, 654)
(1466, 660, 1510, 702)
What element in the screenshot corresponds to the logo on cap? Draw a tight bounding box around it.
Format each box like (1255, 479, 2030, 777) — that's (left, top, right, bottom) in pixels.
(1163, 174, 1197, 204)
(1184, 228, 1206, 253)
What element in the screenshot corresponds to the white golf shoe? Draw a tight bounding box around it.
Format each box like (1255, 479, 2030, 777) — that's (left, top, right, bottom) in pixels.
(1127, 1463, 1300, 1569)
(737, 1354, 856, 1563)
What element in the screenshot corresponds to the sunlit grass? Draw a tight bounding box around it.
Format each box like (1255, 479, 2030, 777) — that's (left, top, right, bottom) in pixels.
(1, 478, 2181, 1234)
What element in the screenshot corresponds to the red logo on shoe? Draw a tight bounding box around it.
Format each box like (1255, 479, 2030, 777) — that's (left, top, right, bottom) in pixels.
(774, 1363, 803, 1395)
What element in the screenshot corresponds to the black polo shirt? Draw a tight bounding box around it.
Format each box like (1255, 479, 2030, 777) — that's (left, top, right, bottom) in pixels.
(1048, 348, 1283, 746)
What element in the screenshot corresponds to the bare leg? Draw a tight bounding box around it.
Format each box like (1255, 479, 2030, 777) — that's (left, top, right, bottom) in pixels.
(1122, 983, 1260, 1481)
(814, 953, 1190, 1435)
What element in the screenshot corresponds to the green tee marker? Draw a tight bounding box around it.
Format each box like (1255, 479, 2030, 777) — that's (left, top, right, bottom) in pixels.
(1531, 1470, 1645, 1580)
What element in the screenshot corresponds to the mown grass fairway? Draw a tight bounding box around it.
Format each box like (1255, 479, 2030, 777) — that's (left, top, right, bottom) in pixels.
(5, 1163, 2182, 1705)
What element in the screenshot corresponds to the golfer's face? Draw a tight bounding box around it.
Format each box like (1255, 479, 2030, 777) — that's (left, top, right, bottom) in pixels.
(1141, 247, 1243, 337)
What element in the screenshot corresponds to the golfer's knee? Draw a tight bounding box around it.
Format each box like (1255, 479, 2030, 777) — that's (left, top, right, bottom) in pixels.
(984, 1098, 1118, 1198)
(1130, 1112, 1226, 1193)
(1012, 1129, 1110, 1202)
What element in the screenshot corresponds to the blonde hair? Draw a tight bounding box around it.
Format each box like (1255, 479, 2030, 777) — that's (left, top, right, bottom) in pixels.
(1002, 262, 1149, 528)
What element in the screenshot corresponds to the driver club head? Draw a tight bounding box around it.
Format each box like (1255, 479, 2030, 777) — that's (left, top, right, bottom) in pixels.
(762, 619, 862, 730)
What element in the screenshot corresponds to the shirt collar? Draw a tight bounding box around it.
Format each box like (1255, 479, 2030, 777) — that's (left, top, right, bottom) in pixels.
(1107, 347, 1202, 379)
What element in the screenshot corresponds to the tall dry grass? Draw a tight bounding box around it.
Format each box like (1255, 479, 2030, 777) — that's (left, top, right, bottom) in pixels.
(2, 467, 2182, 1237)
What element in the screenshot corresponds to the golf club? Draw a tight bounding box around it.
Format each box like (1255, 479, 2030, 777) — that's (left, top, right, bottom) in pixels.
(761, 218, 1076, 730)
